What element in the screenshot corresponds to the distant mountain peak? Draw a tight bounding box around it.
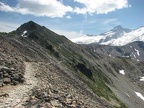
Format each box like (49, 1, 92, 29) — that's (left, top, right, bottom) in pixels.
(17, 21, 41, 31)
(111, 25, 131, 32)
(24, 21, 38, 27)
(71, 25, 144, 46)
(113, 25, 123, 29)
(24, 21, 38, 26)
(27, 20, 36, 24)
(12, 21, 45, 39)
(15, 21, 47, 38)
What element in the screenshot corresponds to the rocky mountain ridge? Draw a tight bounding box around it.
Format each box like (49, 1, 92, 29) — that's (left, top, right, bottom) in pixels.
(0, 21, 144, 108)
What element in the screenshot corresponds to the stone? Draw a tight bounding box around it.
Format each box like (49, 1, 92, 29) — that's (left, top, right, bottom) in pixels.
(52, 89, 58, 94)
(18, 73, 24, 78)
(12, 80, 19, 85)
(30, 99, 38, 105)
(0, 93, 9, 97)
(44, 103, 52, 108)
(56, 96, 64, 102)
(19, 78, 25, 83)
(12, 74, 24, 82)
(31, 96, 35, 99)
(44, 97, 50, 102)
(48, 89, 52, 95)
(66, 98, 72, 104)
(72, 100, 77, 105)
(67, 94, 72, 99)
(42, 92, 48, 98)
(0, 79, 3, 86)
(0, 67, 11, 73)
(0, 66, 7, 71)
(50, 100, 59, 107)
(3, 77, 11, 84)
(10, 67, 15, 71)
(16, 99, 20, 103)
(3, 73, 9, 77)
(0, 72, 3, 78)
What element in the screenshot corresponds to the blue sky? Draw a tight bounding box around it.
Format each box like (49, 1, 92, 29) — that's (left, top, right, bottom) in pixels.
(0, 0, 144, 39)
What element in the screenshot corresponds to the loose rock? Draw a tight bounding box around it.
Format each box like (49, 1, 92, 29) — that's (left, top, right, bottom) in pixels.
(3, 77, 11, 84)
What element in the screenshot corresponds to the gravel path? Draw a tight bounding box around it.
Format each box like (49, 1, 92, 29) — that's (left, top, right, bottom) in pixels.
(0, 62, 38, 108)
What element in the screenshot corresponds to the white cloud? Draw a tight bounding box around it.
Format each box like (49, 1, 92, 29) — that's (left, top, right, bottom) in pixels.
(102, 19, 118, 25)
(53, 29, 84, 39)
(0, 0, 73, 18)
(0, 2, 14, 12)
(129, 4, 132, 7)
(59, 0, 63, 3)
(0, 0, 130, 17)
(74, 0, 129, 14)
(65, 15, 71, 19)
(0, 21, 19, 32)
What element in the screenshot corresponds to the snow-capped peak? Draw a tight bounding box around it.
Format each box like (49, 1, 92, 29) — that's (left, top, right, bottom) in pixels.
(71, 26, 144, 46)
(110, 26, 144, 46)
(113, 25, 122, 30)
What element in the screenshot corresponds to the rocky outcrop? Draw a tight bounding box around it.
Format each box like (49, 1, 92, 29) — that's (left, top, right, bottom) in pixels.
(0, 66, 24, 86)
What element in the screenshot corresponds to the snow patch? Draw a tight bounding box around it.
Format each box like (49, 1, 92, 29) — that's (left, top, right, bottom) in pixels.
(140, 77, 144, 81)
(119, 69, 125, 75)
(21, 30, 27, 37)
(109, 54, 111, 57)
(126, 94, 130, 97)
(104, 31, 115, 37)
(124, 92, 130, 97)
(135, 49, 140, 56)
(137, 59, 139, 61)
(130, 46, 132, 48)
(133, 53, 136, 58)
(122, 56, 129, 58)
(134, 91, 144, 101)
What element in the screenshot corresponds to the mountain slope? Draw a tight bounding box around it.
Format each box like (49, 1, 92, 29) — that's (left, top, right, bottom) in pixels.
(83, 41, 144, 62)
(0, 21, 144, 108)
(71, 26, 144, 46)
(0, 21, 116, 108)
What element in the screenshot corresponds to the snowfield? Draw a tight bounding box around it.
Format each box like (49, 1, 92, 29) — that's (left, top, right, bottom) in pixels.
(140, 77, 144, 81)
(21, 30, 27, 37)
(135, 49, 140, 56)
(71, 35, 103, 44)
(135, 91, 144, 101)
(119, 69, 125, 75)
